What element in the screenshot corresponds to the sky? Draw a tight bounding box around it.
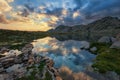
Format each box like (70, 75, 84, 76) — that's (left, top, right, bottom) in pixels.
(0, 0, 120, 31)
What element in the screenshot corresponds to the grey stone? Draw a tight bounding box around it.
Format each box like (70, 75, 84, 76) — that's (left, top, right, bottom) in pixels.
(90, 47, 97, 52)
(110, 41, 120, 49)
(98, 36, 116, 43)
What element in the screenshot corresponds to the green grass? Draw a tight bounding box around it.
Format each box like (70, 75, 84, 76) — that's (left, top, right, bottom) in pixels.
(91, 42, 120, 74)
(90, 42, 112, 54)
(0, 29, 49, 49)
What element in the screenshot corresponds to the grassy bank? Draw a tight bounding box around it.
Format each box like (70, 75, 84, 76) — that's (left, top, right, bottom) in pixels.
(0, 29, 49, 49)
(91, 43, 120, 74)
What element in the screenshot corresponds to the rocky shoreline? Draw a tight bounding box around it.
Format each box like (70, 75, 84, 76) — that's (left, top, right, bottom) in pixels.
(0, 44, 62, 80)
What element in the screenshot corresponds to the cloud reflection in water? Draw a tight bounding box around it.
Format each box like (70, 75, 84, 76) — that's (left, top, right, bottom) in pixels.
(32, 37, 95, 73)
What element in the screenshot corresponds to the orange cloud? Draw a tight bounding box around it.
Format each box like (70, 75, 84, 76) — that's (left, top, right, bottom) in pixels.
(0, 22, 51, 31)
(0, 12, 59, 31)
(0, 0, 59, 31)
(0, 14, 9, 24)
(0, 0, 12, 13)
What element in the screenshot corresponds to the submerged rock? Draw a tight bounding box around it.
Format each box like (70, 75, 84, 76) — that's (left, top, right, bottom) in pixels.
(80, 41, 90, 49)
(90, 47, 97, 52)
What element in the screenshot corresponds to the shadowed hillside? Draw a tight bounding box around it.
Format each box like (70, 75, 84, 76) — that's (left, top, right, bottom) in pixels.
(48, 16, 120, 35)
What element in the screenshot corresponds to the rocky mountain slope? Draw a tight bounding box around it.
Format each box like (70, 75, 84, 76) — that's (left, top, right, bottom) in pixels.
(48, 16, 120, 33)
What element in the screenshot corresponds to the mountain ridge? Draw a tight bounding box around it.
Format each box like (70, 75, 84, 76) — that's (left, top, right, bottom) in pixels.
(48, 16, 120, 33)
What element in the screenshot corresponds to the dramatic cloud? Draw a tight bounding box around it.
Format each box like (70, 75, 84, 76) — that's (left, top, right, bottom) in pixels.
(0, 0, 120, 31)
(0, 0, 12, 13)
(73, 11, 80, 18)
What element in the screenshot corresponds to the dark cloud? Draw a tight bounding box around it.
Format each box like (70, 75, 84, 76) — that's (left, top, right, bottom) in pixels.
(4, 0, 120, 26)
(21, 9, 30, 17)
(70, 0, 120, 24)
(74, 0, 120, 16)
(46, 8, 63, 17)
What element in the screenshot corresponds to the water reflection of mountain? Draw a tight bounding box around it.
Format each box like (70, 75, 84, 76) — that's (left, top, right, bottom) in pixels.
(50, 33, 109, 42)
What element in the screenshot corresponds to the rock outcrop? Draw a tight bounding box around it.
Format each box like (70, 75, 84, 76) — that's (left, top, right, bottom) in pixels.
(98, 36, 116, 43)
(48, 16, 120, 33)
(0, 44, 62, 80)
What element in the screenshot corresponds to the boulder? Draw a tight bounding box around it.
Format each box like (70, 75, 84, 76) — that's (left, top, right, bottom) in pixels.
(98, 36, 116, 43)
(110, 41, 120, 49)
(90, 47, 97, 52)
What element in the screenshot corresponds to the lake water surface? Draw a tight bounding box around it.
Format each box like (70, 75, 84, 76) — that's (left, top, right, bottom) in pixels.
(31, 37, 119, 80)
